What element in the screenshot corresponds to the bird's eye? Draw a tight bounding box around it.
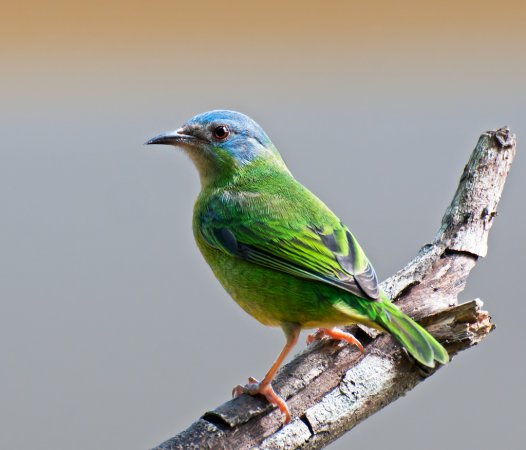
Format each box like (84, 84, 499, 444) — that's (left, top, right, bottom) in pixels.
(213, 125, 230, 140)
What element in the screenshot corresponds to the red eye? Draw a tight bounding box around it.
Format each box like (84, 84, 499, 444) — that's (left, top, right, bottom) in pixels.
(213, 125, 230, 140)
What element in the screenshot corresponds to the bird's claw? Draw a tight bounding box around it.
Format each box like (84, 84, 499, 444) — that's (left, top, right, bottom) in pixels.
(232, 377, 261, 397)
(306, 327, 364, 352)
(306, 329, 326, 345)
(232, 377, 291, 424)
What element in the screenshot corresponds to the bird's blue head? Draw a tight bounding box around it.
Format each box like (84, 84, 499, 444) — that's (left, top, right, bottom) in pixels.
(146, 110, 288, 185)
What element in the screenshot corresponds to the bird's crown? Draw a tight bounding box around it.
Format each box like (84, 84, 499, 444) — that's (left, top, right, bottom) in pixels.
(183, 110, 272, 151)
(180, 110, 284, 167)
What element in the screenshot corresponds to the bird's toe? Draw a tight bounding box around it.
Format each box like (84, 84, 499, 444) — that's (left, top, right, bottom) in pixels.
(231, 378, 291, 424)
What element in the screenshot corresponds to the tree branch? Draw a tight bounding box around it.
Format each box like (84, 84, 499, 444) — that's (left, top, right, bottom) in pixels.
(153, 127, 516, 450)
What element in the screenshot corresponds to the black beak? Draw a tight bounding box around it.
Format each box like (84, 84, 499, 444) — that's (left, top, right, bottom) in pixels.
(145, 128, 197, 146)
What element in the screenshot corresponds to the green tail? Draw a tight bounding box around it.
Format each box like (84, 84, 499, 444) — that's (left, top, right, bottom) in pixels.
(372, 292, 449, 368)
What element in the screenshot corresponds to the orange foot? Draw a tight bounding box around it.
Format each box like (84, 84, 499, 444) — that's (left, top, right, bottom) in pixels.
(306, 327, 365, 352)
(232, 377, 291, 424)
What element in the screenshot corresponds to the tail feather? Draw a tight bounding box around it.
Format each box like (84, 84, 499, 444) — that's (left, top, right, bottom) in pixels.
(373, 293, 449, 368)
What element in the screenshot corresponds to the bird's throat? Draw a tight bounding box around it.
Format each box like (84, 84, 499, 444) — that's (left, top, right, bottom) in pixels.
(184, 148, 225, 189)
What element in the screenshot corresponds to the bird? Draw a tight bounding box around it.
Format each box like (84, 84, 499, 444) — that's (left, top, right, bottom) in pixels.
(146, 110, 449, 424)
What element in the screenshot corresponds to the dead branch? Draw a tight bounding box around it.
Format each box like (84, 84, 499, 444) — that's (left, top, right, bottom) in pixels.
(153, 127, 516, 450)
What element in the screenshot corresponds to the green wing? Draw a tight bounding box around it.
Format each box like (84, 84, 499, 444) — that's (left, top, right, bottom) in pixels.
(199, 191, 380, 301)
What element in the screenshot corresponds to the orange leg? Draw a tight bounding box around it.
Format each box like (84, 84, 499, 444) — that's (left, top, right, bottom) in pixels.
(232, 323, 300, 424)
(306, 327, 364, 352)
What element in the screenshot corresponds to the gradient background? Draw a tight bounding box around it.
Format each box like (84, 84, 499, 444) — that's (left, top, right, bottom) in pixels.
(1, 1, 525, 449)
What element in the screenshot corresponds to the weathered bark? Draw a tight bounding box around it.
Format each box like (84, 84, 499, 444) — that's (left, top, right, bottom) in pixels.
(153, 127, 516, 450)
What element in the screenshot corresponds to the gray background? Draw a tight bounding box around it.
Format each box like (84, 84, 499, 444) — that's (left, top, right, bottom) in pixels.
(1, 1, 525, 449)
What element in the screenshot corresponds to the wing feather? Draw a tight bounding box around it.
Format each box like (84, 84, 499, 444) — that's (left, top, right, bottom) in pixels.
(200, 199, 380, 300)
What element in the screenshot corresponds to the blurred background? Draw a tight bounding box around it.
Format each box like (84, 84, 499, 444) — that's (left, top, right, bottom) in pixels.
(1, 1, 525, 449)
